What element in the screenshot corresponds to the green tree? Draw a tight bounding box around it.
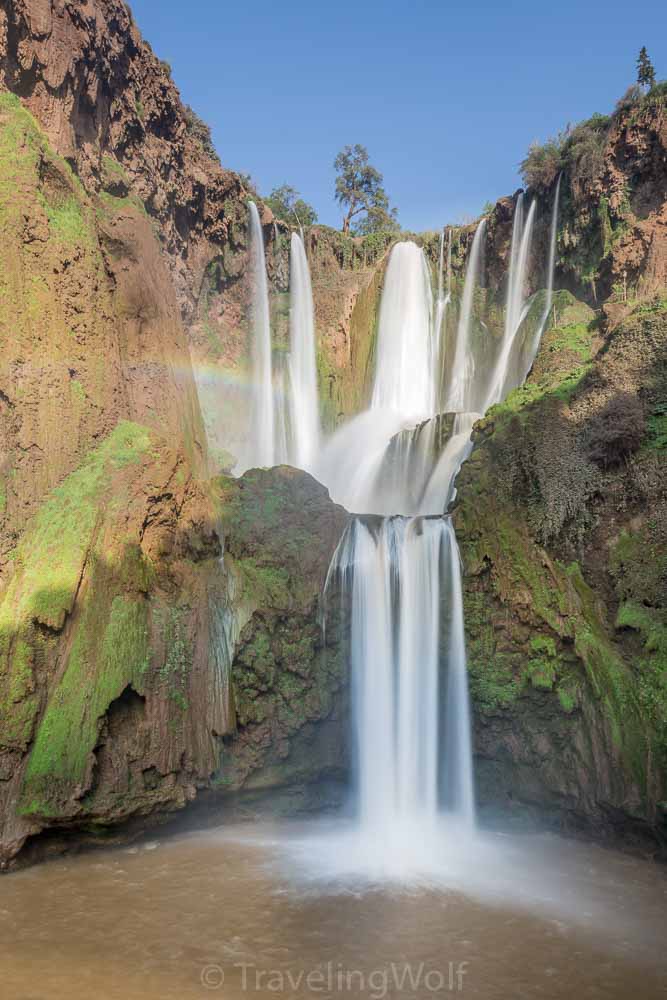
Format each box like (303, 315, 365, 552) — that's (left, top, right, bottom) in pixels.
(265, 184, 318, 227)
(334, 144, 398, 234)
(637, 47, 656, 90)
(354, 203, 400, 235)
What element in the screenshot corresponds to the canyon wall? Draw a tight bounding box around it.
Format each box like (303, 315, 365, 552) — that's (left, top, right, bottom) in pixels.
(0, 0, 664, 864)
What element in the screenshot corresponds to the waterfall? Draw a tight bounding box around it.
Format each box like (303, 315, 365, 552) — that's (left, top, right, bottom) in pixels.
(442, 519, 475, 824)
(521, 174, 562, 381)
(437, 228, 445, 303)
(318, 199, 560, 860)
(321, 238, 476, 848)
(287, 232, 320, 471)
(326, 515, 474, 833)
(241, 207, 320, 473)
(447, 227, 452, 298)
(483, 196, 536, 409)
(371, 242, 435, 419)
(246, 201, 275, 469)
(434, 229, 450, 410)
(316, 240, 439, 512)
(444, 218, 487, 412)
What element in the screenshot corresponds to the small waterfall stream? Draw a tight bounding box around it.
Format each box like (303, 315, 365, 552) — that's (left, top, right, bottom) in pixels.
(287, 232, 320, 471)
(246, 201, 275, 469)
(243, 207, 321, 473)
(444, 217, 487, 413)
(483, 195, 537, 409)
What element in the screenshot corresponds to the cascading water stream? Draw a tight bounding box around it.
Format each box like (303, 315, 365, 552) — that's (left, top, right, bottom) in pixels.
(444, 218, 487, 413)
(433, 229, 450, 409)
(242, 208, 320, 473)
(482, 196, 537, 409)
(322, 239, 476, 856)
(521, 173, 562, 382)
(287, 232, 320, 471)
(442, 519, 475, 824)
(371, 242, 435, 419)
(246, 201, 275, 469)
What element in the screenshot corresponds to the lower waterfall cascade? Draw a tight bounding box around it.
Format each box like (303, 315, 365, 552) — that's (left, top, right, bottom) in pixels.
(317, 188, 561, 859)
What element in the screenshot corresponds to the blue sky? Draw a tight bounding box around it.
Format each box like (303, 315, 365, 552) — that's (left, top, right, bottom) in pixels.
(129, 0, 666, 232)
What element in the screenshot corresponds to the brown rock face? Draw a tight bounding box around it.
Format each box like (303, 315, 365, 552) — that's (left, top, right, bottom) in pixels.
(0, 0, 251, 321)
(0, 88, 206, 569)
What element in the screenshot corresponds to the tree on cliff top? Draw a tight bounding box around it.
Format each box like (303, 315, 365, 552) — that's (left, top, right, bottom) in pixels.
(265, 185, 318, 227)
(637, 47, 656, 90)
(334, 145, 399, 235)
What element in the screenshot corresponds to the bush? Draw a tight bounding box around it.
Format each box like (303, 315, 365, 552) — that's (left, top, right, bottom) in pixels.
(184, 105, 220, 165)
(586, 393, 645, 469)
(265, 184, 318, 227)
(520, 137, 563, 192)
(564, 121, 607, 198)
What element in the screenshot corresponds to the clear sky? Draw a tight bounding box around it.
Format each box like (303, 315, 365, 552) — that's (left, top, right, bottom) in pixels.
(129, 0, 666, 233)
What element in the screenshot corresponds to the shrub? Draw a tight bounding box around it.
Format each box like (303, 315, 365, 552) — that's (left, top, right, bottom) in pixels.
(586, 393, 645, 469)
(564, 121, 607, 198)
(265, 184, 318, 227)
(520, 137, 563, 192)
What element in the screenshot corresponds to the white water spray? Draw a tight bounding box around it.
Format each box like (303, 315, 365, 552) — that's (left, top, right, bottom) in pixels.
(287, 232, 320, 470)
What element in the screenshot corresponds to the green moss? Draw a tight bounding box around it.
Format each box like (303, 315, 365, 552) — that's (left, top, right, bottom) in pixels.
(0, 420, 151, 630)
(19, 592, 150, 814)
(70, 379, 86, 404)
(236, 557, 291, 609)
(486, 364, 592, 426)
(548, 321, 594, 360)
(101, 154, 128, 186)
(154, 604, 192, 709)
(526, 635, 558, 689)
(0, 423, 153, 763)
(464, 593, 523, 711)
(647, 401, 667, 450)
(46, 195, 92, 246)
(556, 683, 578, 713)
(97, 189, 148, 220)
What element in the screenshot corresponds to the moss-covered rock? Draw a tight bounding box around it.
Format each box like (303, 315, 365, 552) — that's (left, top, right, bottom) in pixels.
(0, 422, 228, 864)
(455, 298, 667, 840)
(215, 466, 349, 793)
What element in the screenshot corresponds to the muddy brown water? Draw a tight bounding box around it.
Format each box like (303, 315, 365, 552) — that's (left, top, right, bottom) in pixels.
(1, 820, 666, 999)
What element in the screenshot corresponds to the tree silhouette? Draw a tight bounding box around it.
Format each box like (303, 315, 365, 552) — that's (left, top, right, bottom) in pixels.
(637, 47, 656, 90)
